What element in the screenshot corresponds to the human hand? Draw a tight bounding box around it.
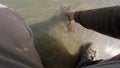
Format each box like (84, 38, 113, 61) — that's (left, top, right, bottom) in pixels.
(66, 10, 75, 21)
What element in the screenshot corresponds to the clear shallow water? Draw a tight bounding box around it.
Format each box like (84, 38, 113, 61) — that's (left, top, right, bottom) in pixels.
(1, 0, 120, 68)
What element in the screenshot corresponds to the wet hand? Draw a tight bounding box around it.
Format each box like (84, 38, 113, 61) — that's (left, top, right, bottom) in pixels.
(66, 10, 75, 21)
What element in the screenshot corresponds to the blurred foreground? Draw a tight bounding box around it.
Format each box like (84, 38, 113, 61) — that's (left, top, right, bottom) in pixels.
(1, 0, 120, 68)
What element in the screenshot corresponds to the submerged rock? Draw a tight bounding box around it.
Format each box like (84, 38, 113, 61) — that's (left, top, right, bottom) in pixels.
(31, 15, 83, 68)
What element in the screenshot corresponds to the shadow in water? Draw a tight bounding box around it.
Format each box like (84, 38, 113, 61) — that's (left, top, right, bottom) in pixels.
(35, 34, 77, 68)
(30, 12, 67, 38)
(30, 12, 82, 68)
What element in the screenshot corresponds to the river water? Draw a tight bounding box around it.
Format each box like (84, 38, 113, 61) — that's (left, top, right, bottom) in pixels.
(0, 0, 120, 68)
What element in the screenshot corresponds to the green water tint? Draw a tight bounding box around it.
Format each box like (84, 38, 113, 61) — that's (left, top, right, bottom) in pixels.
(1, 0, 120, 68)
(35, 34, 82, 68)
(0, 1, 83, 68)
(31, 17, 83, 68)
